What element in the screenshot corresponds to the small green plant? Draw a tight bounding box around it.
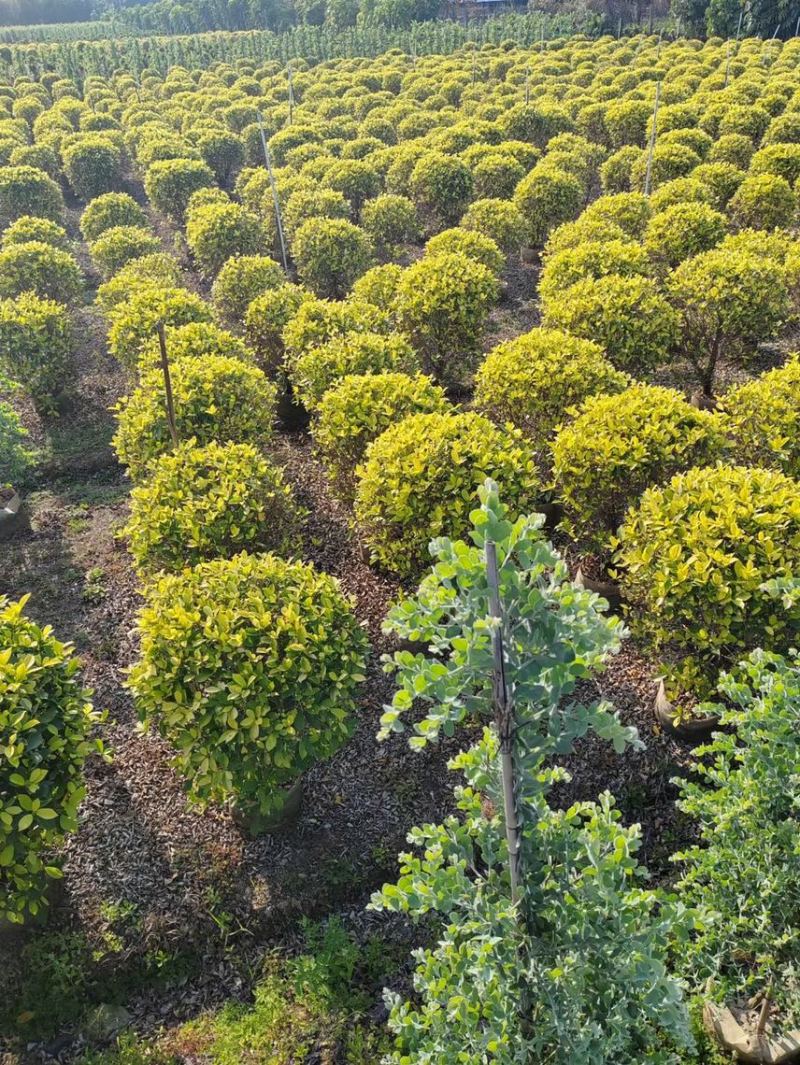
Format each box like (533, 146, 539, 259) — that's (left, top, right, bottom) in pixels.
(644, 202, 727, 269)
(361, 193, 419, 249)
(373, 482, 690, 1063)
(409, 150, 473, 229)
(129, 552, 368, 821)
(0, 596, 103, 924)
(728, 172, 797, 232)
(186, 201, 267, 278)
(0, 373, 35, 487)
(674, 649, 800, 1023)
(95, 254, 182, 317)
(244, 282, 311, 377)
(513, 163, 583, 247)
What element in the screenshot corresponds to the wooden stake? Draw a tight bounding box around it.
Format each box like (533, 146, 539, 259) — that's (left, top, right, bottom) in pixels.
(485, 540, 522, 905)
(156, 322, 179, 449)
(643, 81, 661, 197)
(257, 111, 289, 275)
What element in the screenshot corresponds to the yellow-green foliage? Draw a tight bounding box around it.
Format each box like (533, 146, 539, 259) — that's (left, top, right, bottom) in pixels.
(513, 164, 583, 247)
(474, 328, 629, 452)
(460, 198, 525, 253)
(616, 464, 800, 699)
(410, 151, 474, 228)
(538, 239, 651, 312)
(728, 173, 797, 232)
(644, 202, 727, 269)
(580, 192, 652, 238)
(312, 372, 449, 502)
(289, 330, 418, 412)
(395, 252, 498, 387)
(128, 552, 368, 817)
(0, 292, 73, 409)
(0, 595, 102, 925)
(136, 320, 252, 371)
(350, 263, 404, 313)
(144, 157, 215, 221)
(292, 217, 374, 299)
(551, 383, 727, 553)
(283, 297, 391, 366)
(112, 354, 276, 481)
(89, 225, 162, 280)
(543, 273, 680, 374)
(80, 192, 148, 242)
(108, 286, 214, 369)
(425, 228, 505, 278)
(94, 253, 182, 316)
(0, 166, 63, 227)
(720, 355, 800, 479)
(361, 194, 419, 248)
(61, 134, 121, 201)
(1, 216, 68, 251)
(0, 241, 82, 304)
(124, 440, 302, 576)
(354, 411, 542, 577)
(668, 246, 790, 394)
(186, 201, 266, 278)
(244, 282, 312, 377)
(211, 254, 286, 325)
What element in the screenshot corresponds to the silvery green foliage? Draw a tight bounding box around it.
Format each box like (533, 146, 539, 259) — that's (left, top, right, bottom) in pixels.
(372, 482, 693, 1064)
(371, 732, 694, 1064)
(378, 478, 637, 761)
(674, 648, 800, 1022)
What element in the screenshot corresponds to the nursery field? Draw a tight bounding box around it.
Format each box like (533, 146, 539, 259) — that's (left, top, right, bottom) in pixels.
(2, 26, 800, 1065)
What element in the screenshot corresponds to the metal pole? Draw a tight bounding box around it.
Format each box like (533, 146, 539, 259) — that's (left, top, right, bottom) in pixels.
(644, 81, 661, 197)
(485, 540, 522, 906)
(156, 322, 179, 449)
(257, 111, 289, 275)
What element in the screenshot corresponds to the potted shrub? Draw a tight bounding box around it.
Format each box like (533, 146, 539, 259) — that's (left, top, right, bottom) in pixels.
(128, 552, 369, 834)
(0, 595, 102, 927)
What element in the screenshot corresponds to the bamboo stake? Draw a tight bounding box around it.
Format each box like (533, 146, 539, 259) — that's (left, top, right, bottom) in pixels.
(257, 111, 289, 275)
(524, 63, 530, 105)
(643, 81, 661, 198)
(156, 322, 179, 449)
(485, 540, 522, 905)
(724, 40, 731, 85)
(736, 5, 744, 40)
(287, 62, 294, 124)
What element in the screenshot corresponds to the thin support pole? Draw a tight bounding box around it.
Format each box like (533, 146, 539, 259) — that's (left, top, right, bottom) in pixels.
(485, 540, 522, 906)
(736, 5, 744, 40)
(257, 111, 289, 275)
(525, 64, 530, 105)
(156, 322, 179, 449)
(287, 62, 294, 124)
(725, 40, 731, 85)
(643, 81, 661, 198)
